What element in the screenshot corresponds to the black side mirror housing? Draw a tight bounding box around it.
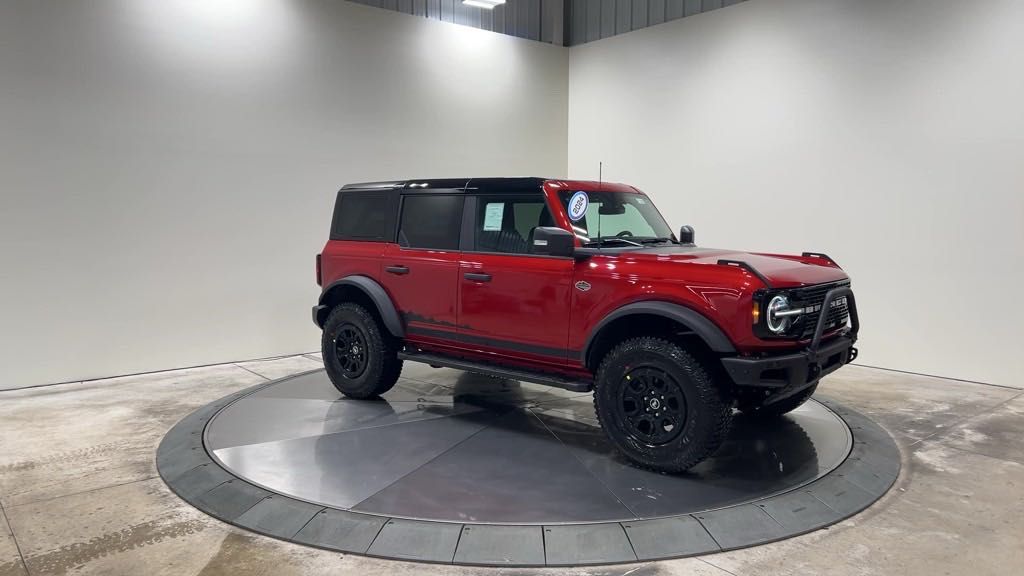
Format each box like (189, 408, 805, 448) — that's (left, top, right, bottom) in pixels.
(531, 226, 575, 257)
(679, 225, 695, 245)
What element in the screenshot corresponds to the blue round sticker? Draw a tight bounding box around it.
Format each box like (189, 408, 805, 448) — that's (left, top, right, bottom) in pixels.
(568, 191, 589, 222)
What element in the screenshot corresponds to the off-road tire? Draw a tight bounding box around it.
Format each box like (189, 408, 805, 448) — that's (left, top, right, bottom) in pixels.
(593, 337, 732, 473)
(322, 303, 402, 399)
(738, 383, 818, 418)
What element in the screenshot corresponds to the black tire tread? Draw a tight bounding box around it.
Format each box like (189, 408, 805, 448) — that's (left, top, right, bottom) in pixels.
(322, 303, 402, 399)
(593, 337, 732, 473)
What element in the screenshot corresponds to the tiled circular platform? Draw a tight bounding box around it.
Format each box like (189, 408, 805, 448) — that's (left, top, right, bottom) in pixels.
(157, 369, 900, 567)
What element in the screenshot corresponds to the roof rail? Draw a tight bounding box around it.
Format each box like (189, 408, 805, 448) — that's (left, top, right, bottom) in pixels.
(341, 181, 406, 189)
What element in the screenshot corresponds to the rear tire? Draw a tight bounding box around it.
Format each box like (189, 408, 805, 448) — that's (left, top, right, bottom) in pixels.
(593, 337, 732, 473)
(322, 303, 402, 399)
(738, 383, 818, 418)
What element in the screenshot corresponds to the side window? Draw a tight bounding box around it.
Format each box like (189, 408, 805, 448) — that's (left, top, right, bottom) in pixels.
(473, 193, 550, 255)
(398, 195, 463, 250)
(331, 191, 397, 241)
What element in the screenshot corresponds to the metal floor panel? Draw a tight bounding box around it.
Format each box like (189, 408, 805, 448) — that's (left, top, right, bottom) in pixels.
(352, 409, 633, 523)
(206, 396, 484, 450)
(211, 413, 491, 510)
(159, 370, 900, 567)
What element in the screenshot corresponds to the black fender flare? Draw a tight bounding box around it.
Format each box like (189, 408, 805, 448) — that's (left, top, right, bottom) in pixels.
(317, 275, 404, 338)
(582, 301, 735, 367)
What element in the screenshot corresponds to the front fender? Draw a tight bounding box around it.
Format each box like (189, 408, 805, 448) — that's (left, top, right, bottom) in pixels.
(582, 300, 736, 366)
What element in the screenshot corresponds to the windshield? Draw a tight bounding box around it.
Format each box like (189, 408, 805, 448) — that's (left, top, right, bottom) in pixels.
(557, 190, 674, 244)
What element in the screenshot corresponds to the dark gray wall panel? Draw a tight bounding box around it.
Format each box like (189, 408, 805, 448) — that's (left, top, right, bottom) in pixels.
(632, 0, 649, 30)
(441, 0, 456, 22)
(667, 0, 685, 20)
(600, 0, 616, 38)
(349, 0, 550, 47)
(322, 1, 747, 47)
(586, 0, 602, 42)
(493, 3, 507, 34)
(570, 0, 750, 45)
(650, 0, 667, 25)
(570, 0, 587, 46)
(616, 0, 633, 35)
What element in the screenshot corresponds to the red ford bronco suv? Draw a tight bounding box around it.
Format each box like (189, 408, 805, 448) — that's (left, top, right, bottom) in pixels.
(313, 177, 859, 473)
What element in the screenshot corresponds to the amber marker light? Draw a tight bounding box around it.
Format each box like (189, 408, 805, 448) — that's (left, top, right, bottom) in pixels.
(752, 301, 761, 325)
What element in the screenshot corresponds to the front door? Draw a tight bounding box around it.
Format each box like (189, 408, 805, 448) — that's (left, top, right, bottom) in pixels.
(380, 192, 464, 350)
(458, 192, 574, 370)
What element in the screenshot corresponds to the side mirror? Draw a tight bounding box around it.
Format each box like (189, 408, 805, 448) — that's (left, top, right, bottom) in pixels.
(531, 226, 575, 257)
(679, 225, 695, 245)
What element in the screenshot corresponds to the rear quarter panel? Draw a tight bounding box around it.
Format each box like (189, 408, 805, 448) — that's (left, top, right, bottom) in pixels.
(319, 240, 385, 289)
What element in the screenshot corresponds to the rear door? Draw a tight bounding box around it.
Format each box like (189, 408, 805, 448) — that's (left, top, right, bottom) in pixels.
(457, 191, 574, 370)
(380, 191, 464, 350)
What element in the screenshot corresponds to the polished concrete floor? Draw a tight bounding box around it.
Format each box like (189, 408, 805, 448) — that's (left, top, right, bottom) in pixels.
(1, 355, 1021, 576)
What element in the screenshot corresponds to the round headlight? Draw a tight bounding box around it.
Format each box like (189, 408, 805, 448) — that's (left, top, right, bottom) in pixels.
(766, 295, 792, 334)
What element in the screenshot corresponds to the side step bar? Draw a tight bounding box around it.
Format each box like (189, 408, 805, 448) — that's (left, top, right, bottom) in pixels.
(397, 350, 593, 393)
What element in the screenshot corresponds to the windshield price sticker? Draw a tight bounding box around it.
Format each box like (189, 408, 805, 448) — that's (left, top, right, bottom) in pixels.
(568, 191, 589, 222)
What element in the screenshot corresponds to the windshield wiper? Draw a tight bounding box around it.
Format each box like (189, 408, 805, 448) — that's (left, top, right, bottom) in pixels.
(583, 237, 642, 247)
(637, 237, 676, 244)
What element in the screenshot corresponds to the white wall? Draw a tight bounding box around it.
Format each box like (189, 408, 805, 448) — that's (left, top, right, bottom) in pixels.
(0, 0, 568, 389)
(569, 0, 1024, 387)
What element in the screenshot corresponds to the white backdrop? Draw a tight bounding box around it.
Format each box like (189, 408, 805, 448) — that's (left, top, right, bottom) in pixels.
(0, 0, 568, 389)
(568, 0, 1024, 387)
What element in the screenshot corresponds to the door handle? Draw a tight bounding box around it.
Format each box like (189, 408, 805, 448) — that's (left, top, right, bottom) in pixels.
(385, 265, 410, 275)
(464, 272, 492, 282)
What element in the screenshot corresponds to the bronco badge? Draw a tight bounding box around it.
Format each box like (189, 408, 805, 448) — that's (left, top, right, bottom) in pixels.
(575, 281, 591, 292)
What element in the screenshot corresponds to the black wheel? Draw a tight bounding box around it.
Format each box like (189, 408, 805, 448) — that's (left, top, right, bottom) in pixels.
(738, 383, 818, 418)
(593, 337, 732, 473)
(321, 303, 402, 399)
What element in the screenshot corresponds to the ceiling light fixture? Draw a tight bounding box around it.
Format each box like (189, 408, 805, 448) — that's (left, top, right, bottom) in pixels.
(463, 0, 506, 9)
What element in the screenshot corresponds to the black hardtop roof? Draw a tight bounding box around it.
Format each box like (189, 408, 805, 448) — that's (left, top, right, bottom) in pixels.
(340, 177, 549, 193)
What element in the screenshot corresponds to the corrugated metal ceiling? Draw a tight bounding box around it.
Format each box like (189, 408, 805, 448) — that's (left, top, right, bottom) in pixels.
(348, 0, 748, 46)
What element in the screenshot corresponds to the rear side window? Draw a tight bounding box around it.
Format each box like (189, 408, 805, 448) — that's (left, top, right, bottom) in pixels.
(331, 191, 398, 241)
(398, 195, 464, 251)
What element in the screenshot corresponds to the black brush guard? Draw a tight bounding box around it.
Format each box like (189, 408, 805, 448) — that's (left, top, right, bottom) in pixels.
(722, 287, 860, 403)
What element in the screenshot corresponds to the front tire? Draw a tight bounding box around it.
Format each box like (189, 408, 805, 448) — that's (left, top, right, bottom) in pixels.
(593, 337, 732, 473)
(322, 303, 402, 399)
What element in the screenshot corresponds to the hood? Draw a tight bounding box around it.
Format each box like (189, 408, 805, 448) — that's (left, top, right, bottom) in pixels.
(628, 245, 849, 288)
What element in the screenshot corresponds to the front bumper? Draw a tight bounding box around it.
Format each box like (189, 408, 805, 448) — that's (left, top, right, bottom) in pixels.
(721, 333, 857, 389)
(721, 284, 860, 398)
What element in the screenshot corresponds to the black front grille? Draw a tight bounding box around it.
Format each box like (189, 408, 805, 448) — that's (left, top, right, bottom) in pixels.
(790, 281, 852, 339)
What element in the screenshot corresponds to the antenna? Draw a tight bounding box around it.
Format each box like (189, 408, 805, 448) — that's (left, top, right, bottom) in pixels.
(596, 161, 603, 246)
